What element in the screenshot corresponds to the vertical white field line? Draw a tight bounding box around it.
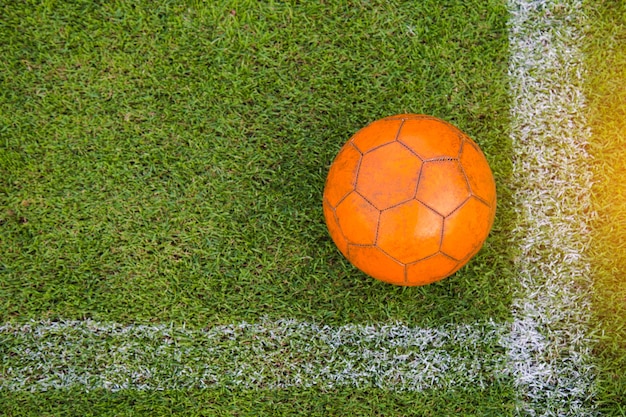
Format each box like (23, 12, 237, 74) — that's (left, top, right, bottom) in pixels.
(506, 0, 595, 415)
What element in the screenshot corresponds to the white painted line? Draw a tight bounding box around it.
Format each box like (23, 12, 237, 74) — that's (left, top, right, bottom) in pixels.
(0, 319, 507, 392)
(506, 0, 595, 414)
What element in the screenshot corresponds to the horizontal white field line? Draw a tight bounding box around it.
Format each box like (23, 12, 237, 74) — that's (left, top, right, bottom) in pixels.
(0, 318, 511, 392)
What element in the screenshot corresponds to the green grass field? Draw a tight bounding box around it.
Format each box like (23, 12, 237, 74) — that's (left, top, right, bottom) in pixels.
(0, 0, 514, 329)
(0, 0, 623, 415)
(585, 0, 626, 414)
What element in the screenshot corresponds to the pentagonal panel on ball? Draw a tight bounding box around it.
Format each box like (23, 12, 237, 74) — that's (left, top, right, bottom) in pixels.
(459, 139, 497, 205)
(323, 143, 362, 208)
(377, 200, 443, 264)
(406, 253, 460, 286)
(335, 191, 380, 246)
(351, 118, 404, 153)
(323, 199, 349, 258)
(397, 118, 462, 160)
(441, 196, 494, 261)
(356, 142, 422, 210)
(347, 245, 406, 286)
(416, 160, 470, 217)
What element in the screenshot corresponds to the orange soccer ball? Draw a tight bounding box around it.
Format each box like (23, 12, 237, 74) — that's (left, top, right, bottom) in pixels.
(323, 114, 496, 286)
